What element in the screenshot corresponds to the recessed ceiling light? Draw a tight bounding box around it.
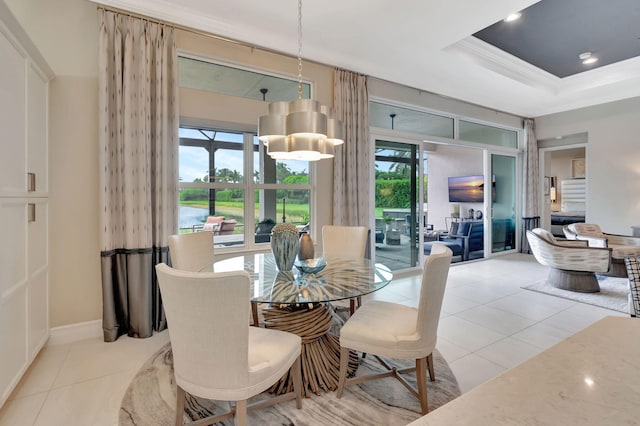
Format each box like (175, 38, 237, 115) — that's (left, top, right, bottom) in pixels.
(579, 52, 598, 65)
(504, 12, 521, 22)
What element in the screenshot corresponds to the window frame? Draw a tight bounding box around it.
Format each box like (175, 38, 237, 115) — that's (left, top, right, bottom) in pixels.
(178, 125, 314, 253)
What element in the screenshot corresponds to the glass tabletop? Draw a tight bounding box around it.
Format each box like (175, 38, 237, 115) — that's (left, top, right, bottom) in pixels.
(203, 253, 393, 305)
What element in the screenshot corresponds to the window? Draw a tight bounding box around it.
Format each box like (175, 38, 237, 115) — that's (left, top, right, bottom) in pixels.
(178, 56, 311, 102)
(459, 120, 518, 148)
(178, 126, 312, 249)
(369, 101, 454, 138)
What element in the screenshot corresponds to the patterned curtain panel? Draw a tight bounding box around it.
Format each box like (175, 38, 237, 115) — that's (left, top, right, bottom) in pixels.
(333, 69, 370, 226)
(98, 10, 179, 342)
(521, 118, 540, 253)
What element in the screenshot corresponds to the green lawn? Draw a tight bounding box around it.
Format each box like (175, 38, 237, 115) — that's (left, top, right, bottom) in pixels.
(180, 200, 309, 233)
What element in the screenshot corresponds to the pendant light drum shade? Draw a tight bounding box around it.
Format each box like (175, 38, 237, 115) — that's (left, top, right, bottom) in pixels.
(258, 99, 342, 161)
(287, 99, 327, 138)
(257, 0, 343, 161)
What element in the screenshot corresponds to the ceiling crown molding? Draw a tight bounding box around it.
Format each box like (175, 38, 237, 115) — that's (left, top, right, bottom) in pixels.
(445, 36, 560, 94)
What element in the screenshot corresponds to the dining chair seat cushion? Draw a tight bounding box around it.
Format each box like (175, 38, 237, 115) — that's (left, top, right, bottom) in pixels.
(178, 326, 300, 402)
(245, 327, 302, 394)
(340, 300, 427, 360)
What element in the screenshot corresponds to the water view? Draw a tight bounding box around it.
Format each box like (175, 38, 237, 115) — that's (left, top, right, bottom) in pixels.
(179, 205, 208, 230)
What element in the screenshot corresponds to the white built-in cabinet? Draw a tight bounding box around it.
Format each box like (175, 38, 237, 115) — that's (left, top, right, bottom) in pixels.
(0, 4, 53, 408)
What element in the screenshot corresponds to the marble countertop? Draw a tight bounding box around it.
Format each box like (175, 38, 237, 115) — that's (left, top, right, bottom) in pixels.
(410, 316, 640, 425)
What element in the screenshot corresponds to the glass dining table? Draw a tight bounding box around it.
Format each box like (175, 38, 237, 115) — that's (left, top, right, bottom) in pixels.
(204, 253, 393, 396)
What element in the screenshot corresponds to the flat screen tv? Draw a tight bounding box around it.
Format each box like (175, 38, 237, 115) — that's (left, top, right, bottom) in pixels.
(448, 175, 496, 203)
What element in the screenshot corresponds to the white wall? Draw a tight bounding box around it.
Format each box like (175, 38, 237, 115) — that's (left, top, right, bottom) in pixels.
(428, 145, 484, 230)
(535, 97, 640, 234)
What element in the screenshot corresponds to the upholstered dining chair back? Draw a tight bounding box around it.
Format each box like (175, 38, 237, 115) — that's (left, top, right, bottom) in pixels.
(168, 231, 214, 272)
(322, 225, 368, 258)
(155, 263, 303, 425)
(416, 243, 453, 352)
(157, 264, 252, 393)
(322, 225, 369, 314)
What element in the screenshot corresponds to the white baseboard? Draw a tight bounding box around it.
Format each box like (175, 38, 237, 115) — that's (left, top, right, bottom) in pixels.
(48, 319, 102, 345)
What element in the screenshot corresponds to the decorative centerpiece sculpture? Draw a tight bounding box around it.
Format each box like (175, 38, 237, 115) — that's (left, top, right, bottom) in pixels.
(271, 223, 300, 271)
(298, 233, 314, 260)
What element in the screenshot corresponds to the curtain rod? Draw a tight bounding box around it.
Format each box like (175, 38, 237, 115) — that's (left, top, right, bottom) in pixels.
(96, 5, 319, 64)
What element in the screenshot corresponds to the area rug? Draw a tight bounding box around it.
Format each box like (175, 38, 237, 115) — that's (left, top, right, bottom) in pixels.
(522, 275, 629, 314)
(119, 343, 460, 426)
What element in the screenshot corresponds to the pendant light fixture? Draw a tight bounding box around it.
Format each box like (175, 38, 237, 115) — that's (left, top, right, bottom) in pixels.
(258, 0, 344, 161)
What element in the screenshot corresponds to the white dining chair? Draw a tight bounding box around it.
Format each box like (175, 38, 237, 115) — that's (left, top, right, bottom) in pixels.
(155, 263, 303, 426)
(335, 243, 452, 414)
(168, 231, 214, 272)
(322, 225, 369, 314)
(322, 225, 368, 258)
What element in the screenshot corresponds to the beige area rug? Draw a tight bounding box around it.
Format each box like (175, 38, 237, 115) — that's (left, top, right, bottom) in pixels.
(119, 343, 460, 426)
(523, 275, 629, 314)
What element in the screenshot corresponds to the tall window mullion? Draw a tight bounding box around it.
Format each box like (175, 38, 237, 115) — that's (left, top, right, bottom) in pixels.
(178, 126, 313, 250)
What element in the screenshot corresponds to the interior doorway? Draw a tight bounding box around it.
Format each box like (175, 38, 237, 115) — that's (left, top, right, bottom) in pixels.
(539, 137, 587, 237)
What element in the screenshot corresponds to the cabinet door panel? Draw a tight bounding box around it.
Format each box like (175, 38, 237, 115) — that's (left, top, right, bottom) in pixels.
(28, 200, 47, 275)
(0, 285, 28, 406)
(29, 269, 48, 358)
(0, 31, 26, 195)
(0, 199, 27, 296)
(28, 200, 48, 358)
(27, 64, 48, 194)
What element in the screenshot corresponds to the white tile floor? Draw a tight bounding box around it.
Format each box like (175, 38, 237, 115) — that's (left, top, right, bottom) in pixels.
(0, 253, 627, 425)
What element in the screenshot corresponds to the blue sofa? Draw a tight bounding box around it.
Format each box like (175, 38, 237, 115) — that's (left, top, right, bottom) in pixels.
(424, 219, 514, 260)
(423, 220, 483, 261)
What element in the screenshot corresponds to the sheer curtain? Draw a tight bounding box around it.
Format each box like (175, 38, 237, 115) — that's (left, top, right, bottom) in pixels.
(332, 69, 370, 226)
(521, 118, 540, 253)
(98, 10, 179, 342)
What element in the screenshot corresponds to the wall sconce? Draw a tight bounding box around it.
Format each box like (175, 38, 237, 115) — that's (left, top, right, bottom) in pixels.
(549, 176, 557, 202)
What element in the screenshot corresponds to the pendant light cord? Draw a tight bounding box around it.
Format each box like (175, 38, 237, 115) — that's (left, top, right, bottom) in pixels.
(297, 0, 303, 99)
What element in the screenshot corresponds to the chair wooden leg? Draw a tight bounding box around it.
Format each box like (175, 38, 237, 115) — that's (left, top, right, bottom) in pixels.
(291, 356, 303, 409)
(175, 385, 185, 426)
(426, 352, 435, 381)
(349, 296, 363, 315)
(251, 302, 259, 327)
(235, 399, 247, 426)
(336, 346, 350, 398)
(416, 357, 429, 415)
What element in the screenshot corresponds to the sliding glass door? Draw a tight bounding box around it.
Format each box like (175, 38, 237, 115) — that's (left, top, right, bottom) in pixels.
(490, 154, 516, 253)
(374, 140, 420, 271)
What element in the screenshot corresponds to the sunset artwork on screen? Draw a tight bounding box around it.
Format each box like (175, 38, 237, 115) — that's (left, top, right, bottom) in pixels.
(448, 175, 495, 203)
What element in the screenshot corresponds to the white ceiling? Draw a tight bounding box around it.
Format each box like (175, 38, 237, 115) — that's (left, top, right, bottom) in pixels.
(95, 0, 640, 117)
